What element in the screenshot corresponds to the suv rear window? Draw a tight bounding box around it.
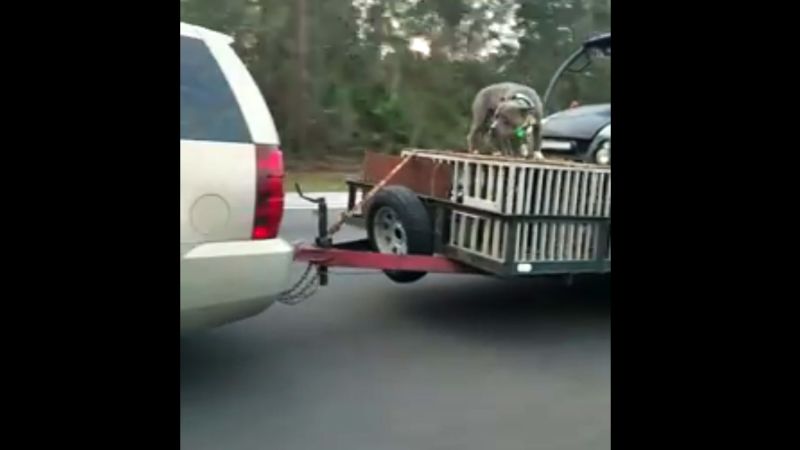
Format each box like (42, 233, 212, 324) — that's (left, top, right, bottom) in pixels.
(180, 36, 251, 143)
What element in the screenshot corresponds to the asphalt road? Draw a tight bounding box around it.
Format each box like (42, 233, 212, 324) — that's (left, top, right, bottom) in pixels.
(180, 209, 611, 450)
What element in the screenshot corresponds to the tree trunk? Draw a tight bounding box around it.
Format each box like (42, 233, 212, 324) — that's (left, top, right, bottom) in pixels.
(290, 0, 310, 155)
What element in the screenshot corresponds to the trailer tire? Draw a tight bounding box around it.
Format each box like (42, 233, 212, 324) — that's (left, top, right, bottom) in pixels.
(367, 185, 433, 283)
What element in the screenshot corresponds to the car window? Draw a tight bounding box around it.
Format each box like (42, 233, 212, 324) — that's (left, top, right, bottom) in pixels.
(180, 36, 251, 143)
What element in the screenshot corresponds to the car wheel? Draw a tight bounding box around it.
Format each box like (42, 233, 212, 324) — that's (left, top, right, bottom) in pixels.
(366, 185, 433, 283)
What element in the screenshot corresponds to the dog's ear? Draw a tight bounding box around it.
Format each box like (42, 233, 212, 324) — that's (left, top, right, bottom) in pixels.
(511, 94, 536, 112)
(511, 99, 535, 112)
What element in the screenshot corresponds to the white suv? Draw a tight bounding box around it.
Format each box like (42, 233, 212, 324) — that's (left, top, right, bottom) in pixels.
(180, 22, 292, 332)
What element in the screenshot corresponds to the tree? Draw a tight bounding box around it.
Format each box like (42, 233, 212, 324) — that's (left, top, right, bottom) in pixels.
(180, 0, 610, 157)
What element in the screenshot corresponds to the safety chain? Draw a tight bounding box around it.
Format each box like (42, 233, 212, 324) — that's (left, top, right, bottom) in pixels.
(278, 152, 415, 306)
(277, 263, 320, 305)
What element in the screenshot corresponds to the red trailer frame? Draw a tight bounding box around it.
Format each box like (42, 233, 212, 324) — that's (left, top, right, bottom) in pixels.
(294, 239, 477, 274)
(289, 150, 610, 290)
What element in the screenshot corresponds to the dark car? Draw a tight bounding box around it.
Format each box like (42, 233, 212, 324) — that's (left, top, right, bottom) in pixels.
(540, 33, 610, 165)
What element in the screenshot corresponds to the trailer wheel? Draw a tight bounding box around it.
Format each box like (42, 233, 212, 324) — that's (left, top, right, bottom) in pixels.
(367, 185, 433, 283)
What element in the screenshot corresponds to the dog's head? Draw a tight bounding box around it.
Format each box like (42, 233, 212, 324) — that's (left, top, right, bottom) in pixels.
(489, 94, 538, 139)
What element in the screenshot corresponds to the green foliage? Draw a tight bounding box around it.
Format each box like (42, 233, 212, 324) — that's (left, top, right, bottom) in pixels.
(181, 0, 610, 157)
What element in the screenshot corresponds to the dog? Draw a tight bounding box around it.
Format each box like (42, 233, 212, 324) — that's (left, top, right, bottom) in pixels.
(466, 82, 544, 159)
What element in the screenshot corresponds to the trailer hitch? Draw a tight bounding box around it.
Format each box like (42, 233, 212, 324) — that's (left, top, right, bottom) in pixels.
(295, 183, 330, 285)
(289, 154, 416, 292)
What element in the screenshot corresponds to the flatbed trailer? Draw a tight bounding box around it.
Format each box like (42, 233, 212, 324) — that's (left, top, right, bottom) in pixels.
(290, 149, 610, 295)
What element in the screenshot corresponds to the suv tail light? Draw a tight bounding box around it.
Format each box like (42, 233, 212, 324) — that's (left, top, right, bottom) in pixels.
(252, 144, 284, 239)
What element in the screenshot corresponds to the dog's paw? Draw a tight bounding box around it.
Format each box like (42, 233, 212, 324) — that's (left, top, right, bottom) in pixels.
(532, 151, 545, 160)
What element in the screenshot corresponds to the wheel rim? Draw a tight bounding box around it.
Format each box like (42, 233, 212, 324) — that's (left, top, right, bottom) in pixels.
(373, 206, 408, 255)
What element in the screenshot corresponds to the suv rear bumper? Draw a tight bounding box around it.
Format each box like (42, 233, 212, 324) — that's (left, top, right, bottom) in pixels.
(180, 238, 293, 332)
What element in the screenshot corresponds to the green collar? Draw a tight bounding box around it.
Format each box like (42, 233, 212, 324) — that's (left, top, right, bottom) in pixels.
(514, 117, 535, 139)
